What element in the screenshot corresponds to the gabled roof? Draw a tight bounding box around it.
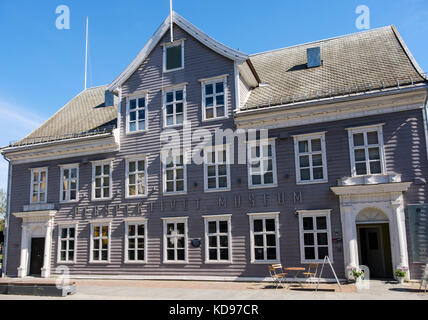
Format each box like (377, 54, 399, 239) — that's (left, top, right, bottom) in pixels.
(108, 11, 250, 92)
(8, 86, 117, 148)
(244, 25, 427, 110)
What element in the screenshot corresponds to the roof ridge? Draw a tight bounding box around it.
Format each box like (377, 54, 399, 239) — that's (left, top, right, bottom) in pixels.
(250, 25, 393, 57)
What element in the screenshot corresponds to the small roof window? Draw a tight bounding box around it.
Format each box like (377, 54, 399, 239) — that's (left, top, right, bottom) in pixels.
(164, 41, 184, 72)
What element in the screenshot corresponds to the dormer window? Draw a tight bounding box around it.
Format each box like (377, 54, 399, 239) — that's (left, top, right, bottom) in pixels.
(163, 41, 184, 72)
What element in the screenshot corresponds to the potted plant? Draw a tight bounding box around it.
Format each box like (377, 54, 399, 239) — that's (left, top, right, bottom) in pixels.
(350, 267, 364, 283)
(395, 266, 408, 284)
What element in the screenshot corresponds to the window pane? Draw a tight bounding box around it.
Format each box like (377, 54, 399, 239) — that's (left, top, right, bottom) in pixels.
(137, 250, 144, 261)
(69, 228, 75, 238)
(311, 139, 322, 152)
(209, 236, 217, 247)
(305, 247, 315, 260)
(312, 154, 323, 167)
(177, 223, 185, 235)
(316, 217, 327, 230)
(220, 249, 228, 260)
(254, 235, 264, 247)
(318, 247, 329, 260)
(354, 149, 366, 162)
(216, 106, 225, 117)
(367, 131, 379, 145)
(317, 233, 328, 246)
(219, 221, 228, 233)
(266, 219, 275, 232)
(128, 225, 135, 236)
(216, 82, 224, 93)
(208, 178, 216, 189)
(138, 98, 145, 108)
(216, 95, 224, 106)
(264, 172, 273, 184)
(313, 167, 324, 180)
(356, 162, 367, 175)
(206, 97, 214, 107)
(254, 220, 263, 232)
(128, 250, 135, 261)
(353, 133, 364, 146)
(176, 238, 184, 249)
(255, 248, 264, 260)
(61, 228, 67, 238)
(130, 99, 137, 110)
(299, 156, 310, 168)
(266, 234, 276, 246)
(206, 108, 214, 119)
(219, 236, 228, 247)
(166, 45, 182, 70)
(219, 176, 228, 188)
(138, 225, 145, 236)
(167, 250, 175, 260)
(300, 169, 311, 181)
(303, 217, 314, 230)
(205, 84, 213, 95)
(208, 221, 216, 234)
(370, 161, 381, 174)
(304, 233, 314, 245)
(177, 250, 185, 261)
(209, 249, 217, 260)
(129, 239, 135, 249)
(176, 90, 183, 101)
(252, 175, 261, 185)
(266, 248, 276, 260)
(176, 103, 183, 114)
(299, 141, 309, 153)
(369, 148, 380, 160)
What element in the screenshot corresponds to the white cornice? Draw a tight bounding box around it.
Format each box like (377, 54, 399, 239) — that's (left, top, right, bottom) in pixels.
(13, 210, 56, 223)
(331, 182, 412, 196)
(234, 87, 427, 130)
(3, 134, 119, 165)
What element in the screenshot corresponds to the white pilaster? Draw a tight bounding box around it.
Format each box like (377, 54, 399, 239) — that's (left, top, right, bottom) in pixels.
(391, 196, 410, 278)
(17, 225, 30, 278)
(41, 220, 54, 278)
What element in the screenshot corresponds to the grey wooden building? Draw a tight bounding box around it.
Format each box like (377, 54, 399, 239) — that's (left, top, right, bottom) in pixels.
(2, 12, 428, 281)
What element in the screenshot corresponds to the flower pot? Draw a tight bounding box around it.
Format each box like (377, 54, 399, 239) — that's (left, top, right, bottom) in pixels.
(397, 277, 405, 284)
(355, 277, 363, 284)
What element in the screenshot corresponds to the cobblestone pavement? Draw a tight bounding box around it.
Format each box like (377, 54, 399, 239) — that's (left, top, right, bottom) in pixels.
(0, 279, 426, 300)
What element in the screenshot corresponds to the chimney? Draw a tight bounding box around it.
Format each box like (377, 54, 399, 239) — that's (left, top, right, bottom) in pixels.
(104, 90, 115, 107)
(307, 47, 321, 68)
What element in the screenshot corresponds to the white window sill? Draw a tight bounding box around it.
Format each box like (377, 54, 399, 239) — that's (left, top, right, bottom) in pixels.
(163, 191, 187, 197)
(163, 67, 184, 73)
(92, 197, 113, 202)
(57, 261, 77, 265)
(301, 258, 334, 264)
(250, 260, 281, 265)
(202, 116, 229, 123)
(248, 184, 278, 190)
(296, 179, 329, 186)
(89, 261, 111, 264)
(126, 129, 148, 136)
(124, 261, 147, 265)
(125, 194, 148, 200)
(204, 188, 231, 193)
(205, 261, 233, 265)
(163, 261, 189, 264)
(59, 200, 79, 204)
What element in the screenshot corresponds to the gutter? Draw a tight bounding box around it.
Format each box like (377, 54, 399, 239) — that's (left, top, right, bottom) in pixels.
(235, 83, 428, 118)
(422, 88, 428, 160)
(2, 157, 11, 278)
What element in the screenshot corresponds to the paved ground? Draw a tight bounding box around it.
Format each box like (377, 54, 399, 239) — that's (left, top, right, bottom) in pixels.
(0, 279, 427, 300)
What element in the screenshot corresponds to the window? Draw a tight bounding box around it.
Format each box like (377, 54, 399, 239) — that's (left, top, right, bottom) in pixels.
(127, 95, 147, 133)
(163, 218, 188, 263)
(163, 41, 184, 72)
(163, 88, 185, 127)
(202, 78, 227, 120)
(125, 220, 147, 263)
(58, 225, 77, 263)
(249, 213, 280, 263)
(90, 222, 110, 263)
(92, 161, 112, 200)
(126, 158, 147, 198)
(347, 125, 385, 176)
(204, 215, 232, 263)
(294, 133, 328, 184)
(163, 151, 187, 194)
(204, 145, 230, 192)
(248, 140, 278, 188)
(60, 165, 79, 202)
(298, 210, 333, 263)
(30, 167, 48, 204)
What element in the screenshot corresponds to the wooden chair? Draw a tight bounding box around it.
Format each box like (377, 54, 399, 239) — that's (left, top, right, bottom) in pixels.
(268, 264, 287, 290)
(303, 263, 319, 284)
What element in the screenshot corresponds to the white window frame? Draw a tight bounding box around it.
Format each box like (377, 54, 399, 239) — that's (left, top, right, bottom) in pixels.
(126, 93, 148, 134)
(91, 160, 113, 201)
(57, 223, 78, 264)
(203, 145, 231, 193)
(347, 124, 386, 177)
(163, 85, 187, 128)
(247, 139, 278, 189)
(162, 217, 188, 264)
(297, 210, 333, 264)
(201, 75, 228, 121)
(30, 167, 48, 204)
(162, 150, 187, 195)
(124, 218, 148, 264)
(162, 40, 185, 73)
(59, 164, 79, 203)
(125, 157, 148, 199)
(89, 220, 112, 264)
(293, 132, 328, 185)
(203, 215, 232, 264)
(248, 212, 280, 264)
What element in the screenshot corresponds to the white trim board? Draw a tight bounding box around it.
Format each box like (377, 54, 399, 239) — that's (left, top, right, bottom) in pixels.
(108, 11, 249, 92)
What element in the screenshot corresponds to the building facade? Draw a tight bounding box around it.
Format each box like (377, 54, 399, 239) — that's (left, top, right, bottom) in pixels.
(2, 12, 428, 281)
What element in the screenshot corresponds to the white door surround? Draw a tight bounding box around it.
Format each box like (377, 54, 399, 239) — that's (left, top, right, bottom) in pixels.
(12, 210, 56, 278)
(331, 176, 412, 280)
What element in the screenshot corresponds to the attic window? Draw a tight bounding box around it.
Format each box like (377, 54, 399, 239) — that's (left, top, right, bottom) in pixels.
(164, 41, 184, 72)
(307, 47, 321, 68)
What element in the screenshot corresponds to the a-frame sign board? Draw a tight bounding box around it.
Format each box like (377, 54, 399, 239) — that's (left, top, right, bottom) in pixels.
(316, 256, 342, 292)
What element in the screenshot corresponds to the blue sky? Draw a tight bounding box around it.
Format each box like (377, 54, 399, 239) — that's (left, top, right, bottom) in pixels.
(0, 0, 427, 190)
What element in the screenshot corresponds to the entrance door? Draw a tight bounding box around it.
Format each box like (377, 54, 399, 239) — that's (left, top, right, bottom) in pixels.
(358, 225, 392, 278)
(29, 238, 45, 276)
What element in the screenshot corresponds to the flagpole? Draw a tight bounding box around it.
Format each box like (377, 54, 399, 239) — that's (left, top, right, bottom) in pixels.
(170, 0, 174, 42)
(84, 16, 89, 90)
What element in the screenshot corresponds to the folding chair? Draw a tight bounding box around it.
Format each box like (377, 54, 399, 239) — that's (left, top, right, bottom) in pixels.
(419, 264, 428, 293)
(268, 264, 287, 290)
(303, 263, 319, 285)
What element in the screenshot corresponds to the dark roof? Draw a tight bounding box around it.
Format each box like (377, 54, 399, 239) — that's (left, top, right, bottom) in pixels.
(11, 86, 117, 147)
(245, 26, 427, 109)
